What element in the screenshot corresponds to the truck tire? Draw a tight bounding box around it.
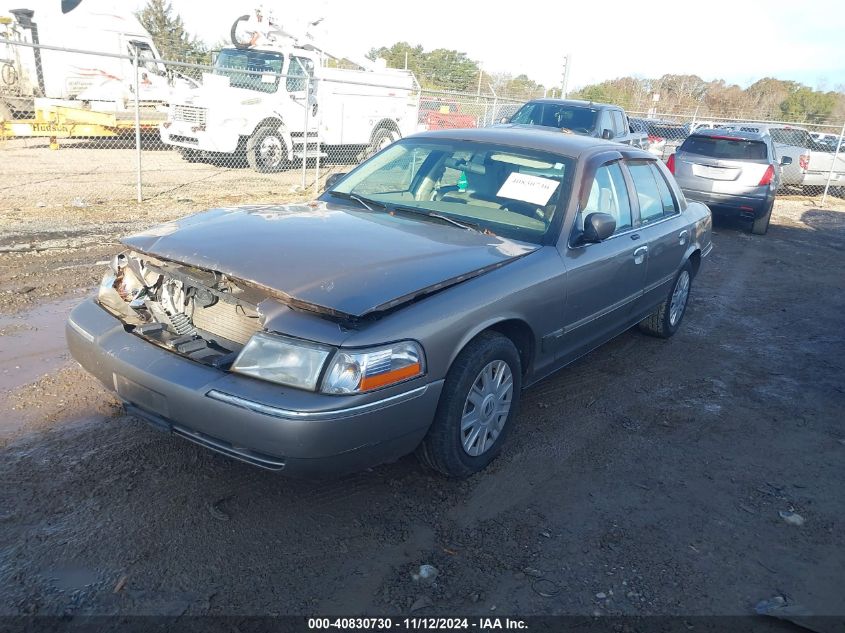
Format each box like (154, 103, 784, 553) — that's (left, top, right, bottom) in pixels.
(178, 147, 202, 163)
(416, 332, 522, 478)
(368, 127, 399, 157)
(230, 14, 251, 49)
(751, 199, 774, 235)
(246, 125, 289, 173)
(638, 261, 693, 339)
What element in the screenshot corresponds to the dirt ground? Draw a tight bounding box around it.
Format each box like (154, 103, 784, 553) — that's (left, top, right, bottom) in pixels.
(0, 195, 843, 620)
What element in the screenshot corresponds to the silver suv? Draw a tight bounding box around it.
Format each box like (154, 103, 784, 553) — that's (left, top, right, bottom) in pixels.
(668, 129, 790, 235)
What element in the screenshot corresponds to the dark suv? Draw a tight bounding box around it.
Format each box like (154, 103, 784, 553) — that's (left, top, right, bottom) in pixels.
(503, 99, 648, 149)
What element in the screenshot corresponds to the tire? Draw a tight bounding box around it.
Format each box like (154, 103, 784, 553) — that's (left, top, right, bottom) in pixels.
(178, 147, 202, 163)
(230, 14, 251, 49)
(638, 261, 693, 339)
(367, 127, 399, 157)
(751, 199, 774, 235)
(416, 332, 522, 478)
(246, 124, 289, 173)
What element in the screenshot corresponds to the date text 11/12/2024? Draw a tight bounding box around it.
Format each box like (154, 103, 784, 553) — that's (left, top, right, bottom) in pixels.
(307, 617, 529, 630)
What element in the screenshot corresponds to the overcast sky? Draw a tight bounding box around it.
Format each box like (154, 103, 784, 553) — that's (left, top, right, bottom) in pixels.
(109, 0, 845, 90)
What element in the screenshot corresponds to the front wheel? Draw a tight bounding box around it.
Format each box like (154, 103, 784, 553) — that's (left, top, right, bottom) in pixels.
(246, 125, 289, 173)
(638, 261, 693, 339)
(416, 332, 522, 478)
(178, 147, 202, 163)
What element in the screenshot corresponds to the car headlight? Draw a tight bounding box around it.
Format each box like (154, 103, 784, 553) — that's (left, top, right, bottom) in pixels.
(231, 332, 332, 391)
(322, 341, 425, 394)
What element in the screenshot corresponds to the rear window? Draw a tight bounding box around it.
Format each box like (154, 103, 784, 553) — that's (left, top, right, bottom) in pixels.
(680, 136, 768, 160)
(769, 128, 809, 148)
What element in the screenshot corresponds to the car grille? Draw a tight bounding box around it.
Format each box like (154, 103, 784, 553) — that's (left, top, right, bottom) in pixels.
(169, 135, 198, 145)
(172, 105, 207, 126)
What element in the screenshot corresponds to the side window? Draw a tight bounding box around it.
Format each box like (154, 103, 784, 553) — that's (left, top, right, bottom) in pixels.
(612, 111, 626, 136)
(576, 162, 632, 236)
(286, 56, 313, 92)
(648, 163, 678, 214)
(627, 162, 665, 223)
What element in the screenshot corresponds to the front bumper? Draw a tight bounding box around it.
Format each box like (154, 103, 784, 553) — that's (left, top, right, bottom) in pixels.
(159, 121, 241, 154)
(682, 189, 772, 218)
(66, 298, 442, 476)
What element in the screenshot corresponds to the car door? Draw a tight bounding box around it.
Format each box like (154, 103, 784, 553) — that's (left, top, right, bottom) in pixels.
(556, 159, 648, 364)
(612, 110, 629, 144)
(624, 159, 689, 313)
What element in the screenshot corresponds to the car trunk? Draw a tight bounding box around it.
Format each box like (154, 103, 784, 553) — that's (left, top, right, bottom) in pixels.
(675, 136, 771, 194)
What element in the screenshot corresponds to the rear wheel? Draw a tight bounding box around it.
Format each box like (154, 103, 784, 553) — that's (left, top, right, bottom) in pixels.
(751, 199, 774, 235)
(638, 261, 693, 339)
(368, 127, 399, 157)
(246, 125, 289, 173)
(416, 332, 522, 478)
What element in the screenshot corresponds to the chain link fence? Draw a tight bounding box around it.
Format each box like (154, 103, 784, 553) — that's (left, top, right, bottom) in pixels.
(2, 39, 844, 215)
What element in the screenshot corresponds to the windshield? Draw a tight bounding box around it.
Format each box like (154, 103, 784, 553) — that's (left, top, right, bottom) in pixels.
(214, 48, 283, 93)
(326, 139, 574, 244)
(681, 136, 768, 160)
(510, 103, 598, 133)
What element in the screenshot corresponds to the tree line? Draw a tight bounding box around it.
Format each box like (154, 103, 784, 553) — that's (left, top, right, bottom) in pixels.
(569, 75, 845, 124)
(136, 1, 844, 125)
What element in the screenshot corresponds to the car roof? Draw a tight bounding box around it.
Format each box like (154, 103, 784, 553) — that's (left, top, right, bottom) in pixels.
(407, 126, 654, 160)
(724, 121, 810, 133)
(690, 128, 768, 142)
(519, 98, 615, 110)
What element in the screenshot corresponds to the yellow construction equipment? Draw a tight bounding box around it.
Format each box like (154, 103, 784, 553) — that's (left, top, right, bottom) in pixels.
(0, 101, 165, 148)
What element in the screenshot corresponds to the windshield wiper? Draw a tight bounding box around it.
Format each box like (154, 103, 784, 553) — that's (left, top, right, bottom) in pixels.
(328, 191, 387, 212)
(329, 192, 494, 235)
(390, 205, 493, 235)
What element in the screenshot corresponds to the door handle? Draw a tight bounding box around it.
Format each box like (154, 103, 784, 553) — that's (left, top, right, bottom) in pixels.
(678, 230, 689, 245)
(633, 245, 648, 265)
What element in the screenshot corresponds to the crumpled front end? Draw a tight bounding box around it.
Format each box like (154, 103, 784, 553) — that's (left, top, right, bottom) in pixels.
(97, 251, 265, 368)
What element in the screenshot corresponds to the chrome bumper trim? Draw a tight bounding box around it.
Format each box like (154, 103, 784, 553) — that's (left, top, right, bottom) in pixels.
(205, 385, 429, 421)
(67, 316, 95, 343)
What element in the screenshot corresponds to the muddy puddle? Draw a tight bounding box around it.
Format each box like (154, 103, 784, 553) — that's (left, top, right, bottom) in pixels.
(0, 294, 83, 397)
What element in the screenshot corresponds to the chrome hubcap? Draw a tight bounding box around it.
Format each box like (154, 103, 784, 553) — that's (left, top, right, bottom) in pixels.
(461, 360, 513, 457)
(259, 136, 283, 167)
(669, 270, 690, 326)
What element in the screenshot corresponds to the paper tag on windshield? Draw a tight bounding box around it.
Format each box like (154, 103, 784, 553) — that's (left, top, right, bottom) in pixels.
(261, 73, 276, 83)
(496, 173, 559, 206)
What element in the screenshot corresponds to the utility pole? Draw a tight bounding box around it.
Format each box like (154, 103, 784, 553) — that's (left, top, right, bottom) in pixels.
(476, 64, 483, 103)
(561, 54, 571, 99)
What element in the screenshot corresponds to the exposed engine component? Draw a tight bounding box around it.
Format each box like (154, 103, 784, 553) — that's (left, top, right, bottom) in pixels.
(97, 251, 263, 366)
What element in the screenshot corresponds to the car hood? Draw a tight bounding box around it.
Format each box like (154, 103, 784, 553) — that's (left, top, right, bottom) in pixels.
(121, 202, 538, 319)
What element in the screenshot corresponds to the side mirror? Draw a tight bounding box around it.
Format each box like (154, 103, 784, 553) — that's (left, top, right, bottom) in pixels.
(601, 129, 614, 140)
(324, 172, 347, 191)
(582, 212, 616, 243)
(780, 156, 792, 166)
(499, 116, 510, 124)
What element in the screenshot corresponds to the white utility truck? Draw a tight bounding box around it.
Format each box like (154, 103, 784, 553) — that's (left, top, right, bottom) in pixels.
(0, 0, 174, 121)
(160, 15, 420, 172)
